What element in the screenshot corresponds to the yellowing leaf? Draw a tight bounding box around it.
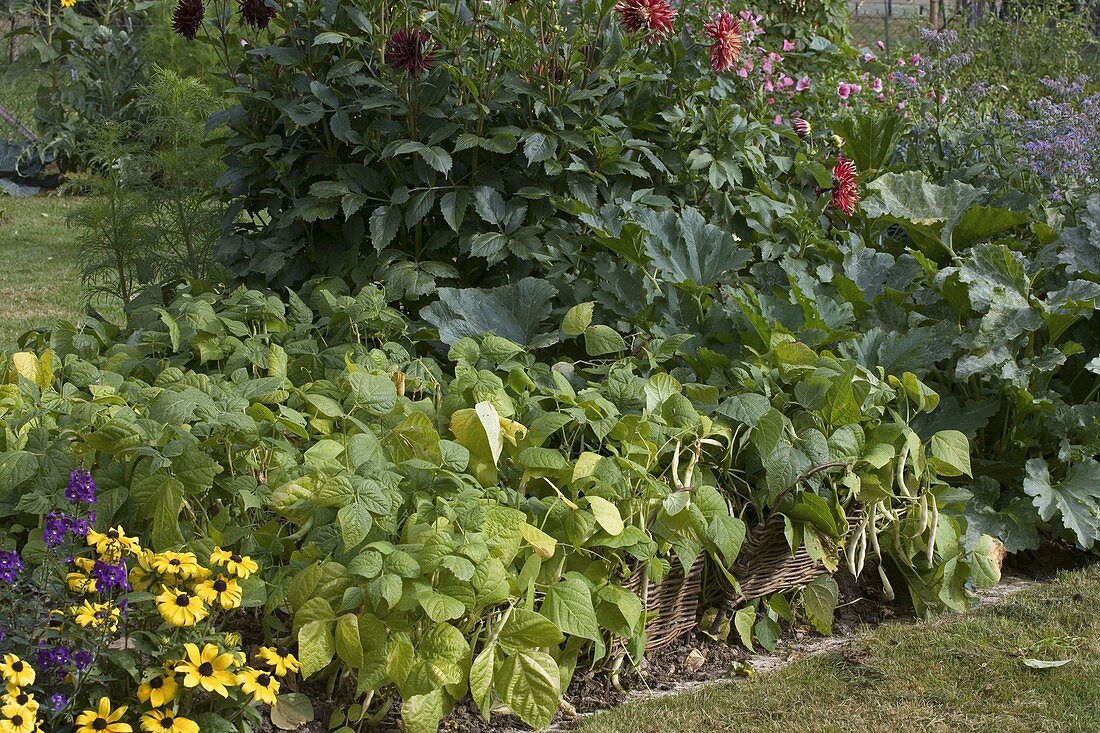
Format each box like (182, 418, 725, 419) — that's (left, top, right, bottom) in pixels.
(587, 496, 624, 536)
(520, 522, 558, 559)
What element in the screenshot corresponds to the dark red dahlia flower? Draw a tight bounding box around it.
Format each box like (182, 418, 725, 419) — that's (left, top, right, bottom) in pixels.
(830, 157, 860, 214)
(704, 12, 742, 73)
(239, 0, 276, 30)
(614, 0, 676, 42)
(386, 28, 436, 75)
(172, 0, 204, 40)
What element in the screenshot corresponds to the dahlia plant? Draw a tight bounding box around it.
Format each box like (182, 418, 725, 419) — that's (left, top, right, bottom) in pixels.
(0, 470, 297, 733)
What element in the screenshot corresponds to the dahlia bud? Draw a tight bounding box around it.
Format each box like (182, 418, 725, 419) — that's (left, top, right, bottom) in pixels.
(792, 118, 811, 139)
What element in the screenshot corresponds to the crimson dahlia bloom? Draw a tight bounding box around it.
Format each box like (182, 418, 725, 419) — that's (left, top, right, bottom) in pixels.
(239, 0, 277, 30)
(704, 12, 743, 73)
(830, 157, 860, 214)
(386, 28, 437, 75)
(171, 0, 204, 40)
(614, 0, 676, 42)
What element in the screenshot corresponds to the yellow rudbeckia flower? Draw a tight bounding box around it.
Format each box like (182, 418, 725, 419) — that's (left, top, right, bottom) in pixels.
(138, 710, 198, 733)
(66, 571, 96, 594)
(74, 698, 131, 733)
(71, 601, 120, 632)
(61, 0, 76, 8)
(256, 646, 301, 677)
(175, 644, 237, 697)
(86, 527, 140, 560)
(237, 667, 280, 705)
(128, 550, 156, 591)
(136, 672, 177, 708)
(150, 552, 202, 580)
(0, 691, 37, 717)
(194, 576, 243, 610)
(209, 548, 259, 579)
(0, 657, 33, 688)
(155, 587, 207, 627)
(0, 706, 35, 733)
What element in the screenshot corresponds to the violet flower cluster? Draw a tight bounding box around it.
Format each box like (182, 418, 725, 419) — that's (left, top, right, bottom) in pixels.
(1007, 80, 1100, 197)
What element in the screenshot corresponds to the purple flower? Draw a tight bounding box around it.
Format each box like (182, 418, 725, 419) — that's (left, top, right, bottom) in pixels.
(72, 649, 92, 670)
(91, 559, 130, 593)
(49, 694, 67, 711)
(67, 516, 89, 539)
(44, 512, 69, 548)
(0, 550, 24, 583)
(37, 644, 73, 671)
(66, 469, 96, 505)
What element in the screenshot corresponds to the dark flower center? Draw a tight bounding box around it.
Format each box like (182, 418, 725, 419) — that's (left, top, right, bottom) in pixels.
(93, 718, 108, 731)
(16, 693, 28, 704)
(11, 661, 23, 672)
(198, 662, 213, 676)
(169, 558, 181, 567)
(107, 530, 119, 539)
(159, 717, 175, 729)
(175, 594, 191, 607)
(258, 673, 272, 686)
(11, 715, 23, 726)
(230, 554, 243, 563)
(150, 676, 164, 689)
(213, 580, 227, 592)
(276, 646, 289, 657)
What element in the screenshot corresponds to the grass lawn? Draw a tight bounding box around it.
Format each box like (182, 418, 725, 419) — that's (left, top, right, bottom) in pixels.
(578, 565, 1100, 733)
(0, 195, 85, 347)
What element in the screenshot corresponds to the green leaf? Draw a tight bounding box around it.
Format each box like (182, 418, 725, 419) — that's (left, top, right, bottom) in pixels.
(734, 606, 756, 650)
(929, 430, 972, 477)
(440, 190, 470, 232)
(638, 206, 751, 288)
(970, 535, 1003, 590)
(270, 694, 315, 730)
(495, 650, 560, 729)
(418, 146, 452, 175)
(707, 515, 747, 566)
(152, 477, 185, 549)
(500, 608, 565, 653)
(803, 575, 839, 635)
(584, 325, 626, 356)
(587, 496, 625, 536)
(563, 302, 595, 336)
(1022, 458, 1100, 550)
(523, 132, 557, 164)
(422, 278, 559, 348)
(540, 576, 600, 641)
(348, 372, 397, 414)
(416, 587, 466, 622)
(338, 502, 373, 548)
(298, 619, 336, 678)
(335, 613, 364, 667)
(402, 689, 447, 733)
(469, 645, 496, 718)
(473, 186, 506, 225)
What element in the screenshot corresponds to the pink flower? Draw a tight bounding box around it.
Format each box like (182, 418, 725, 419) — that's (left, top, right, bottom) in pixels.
(614, 0, 676, 41)
(837, 83, 852, 99)
(737, 66, 750, 78)
(910, 53, 923, 66)
(876, 40, 885, 49)
(829, 157, 860, 215)
(796, 75, 810, 91)
(939, 93, 947, 103)
(863, 53, 875, 62)
(877, 94, 886, 102)
(896, 101, 906, 110)
(872, 77, 883, 93)
(703, 12, 743, 73)
(781, 75, 794, 88)
(774, 115, 783, 125)
(782, 39, 795, 51)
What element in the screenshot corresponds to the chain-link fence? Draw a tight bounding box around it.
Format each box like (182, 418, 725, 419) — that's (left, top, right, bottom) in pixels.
(850, 0, 1100, 53)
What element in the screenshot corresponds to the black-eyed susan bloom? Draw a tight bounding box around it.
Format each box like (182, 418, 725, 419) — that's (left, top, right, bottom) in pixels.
(136, 673, 178, 708)
(155, 587, 208, 627)
(0, 706, 35, 733)
(175, 643, 237, 697)
(194, 576, 243, 610)
(75, 698, 131, 733)
(209, 548, 258, 579)
(87, 527, 141, 559)
(150, 552, 203, 580)
(0, 691, 37, 719)
(128, 550, 156, 591)
(237, 667, 280, 705)
(256, 646, 301, 676)
(138, 710, 199, 733)
(0, 657, 34, 688)
(71, 600, 121, 632)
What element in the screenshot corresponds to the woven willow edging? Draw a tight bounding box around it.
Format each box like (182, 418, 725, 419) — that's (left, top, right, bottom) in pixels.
(628, 512, 861, 652)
